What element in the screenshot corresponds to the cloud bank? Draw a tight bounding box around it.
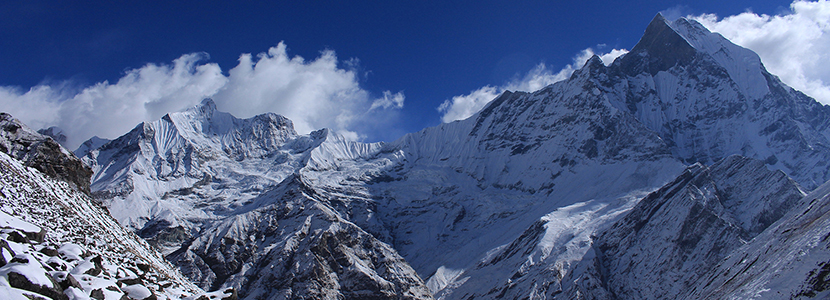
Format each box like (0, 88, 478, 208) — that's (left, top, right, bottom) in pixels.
(0, 42, 404, 149)
(437, 48, 627, 123)
(691, 0, 830, 104)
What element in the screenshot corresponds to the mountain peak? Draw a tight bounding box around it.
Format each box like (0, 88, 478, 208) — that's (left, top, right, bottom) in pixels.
(181, 98, 219, 119)
(37, 126, 67, 145)
(584, 55, 604, 69)
(619, 13, 696, 75)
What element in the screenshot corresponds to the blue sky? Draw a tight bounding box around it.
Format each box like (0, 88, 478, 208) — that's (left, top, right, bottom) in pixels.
(2, 1, 828, 149)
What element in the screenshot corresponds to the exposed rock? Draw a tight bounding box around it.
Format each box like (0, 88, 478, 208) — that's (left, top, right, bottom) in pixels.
(0, 113, 93, 194)
(0, 239, 15, 267)
(6, 269, 67, 300)
(59, 273, 83, 290)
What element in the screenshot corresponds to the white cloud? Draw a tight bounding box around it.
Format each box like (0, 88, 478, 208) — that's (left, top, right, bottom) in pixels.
(0, 42, 405, 149)
(599, 49, 629, 66)
(437, 86, 500, 123)
(437, 47, 627, 123)
(0, 85, 63, 131)
(691, 0, 830, 104)
(370, 90, 405, 110)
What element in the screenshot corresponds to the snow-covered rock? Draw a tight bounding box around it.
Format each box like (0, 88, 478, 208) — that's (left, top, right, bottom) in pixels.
(562, 155, 804, 299)
(686, 176, 830, 299)
(1, 113, 93, 194)
(168, 175, 432, 299)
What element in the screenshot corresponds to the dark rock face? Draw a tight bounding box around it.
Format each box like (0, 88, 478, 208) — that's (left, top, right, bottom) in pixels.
(0, 113, 93, 194)
(681, 179, 830, 299)
(619, 14, 697, 76)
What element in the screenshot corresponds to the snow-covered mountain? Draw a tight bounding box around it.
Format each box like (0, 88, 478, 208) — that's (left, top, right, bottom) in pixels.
(376, 14, 830, 299)
(58, 12, 830, 300)
(83, 98, 381, 239)
(611, 14, 830, 191)
(0, 115, 234, 300)
(74, 136, 110, 159)
(81, 98, 431, 298)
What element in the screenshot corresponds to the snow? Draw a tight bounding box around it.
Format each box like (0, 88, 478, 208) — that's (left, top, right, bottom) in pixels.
(426, 266, 466, 293)
(668, 17, 770, 100)
(73, 136, 110, 158)
(0, 254, 55, 288)
(70, 260, 95, 275)
(122, 284, 153, 299)
(65, 287, 91, 300)
(0, 211, 41, 234)
(59, 244, 85, 262)
(0, 286, 36, 300)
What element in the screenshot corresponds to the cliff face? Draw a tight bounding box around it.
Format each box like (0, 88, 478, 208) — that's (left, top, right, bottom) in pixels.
(0, 113, 93, 195)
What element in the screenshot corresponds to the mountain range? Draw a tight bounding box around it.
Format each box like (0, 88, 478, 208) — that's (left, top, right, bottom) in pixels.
(3, 13, 830, 300)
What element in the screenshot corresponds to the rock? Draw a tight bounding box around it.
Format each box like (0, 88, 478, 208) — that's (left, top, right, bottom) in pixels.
(0, 113, 93, 195)
(39, 247, 59, 257)
(0, 239, 16, 267)
(91, 288, 106, 300)
(6, 271, 68, 300)
(5, 230, 29, 244)
(119, 277, 144, 286)
(59, 273, 83, 290)
(222, 288, 239, 300)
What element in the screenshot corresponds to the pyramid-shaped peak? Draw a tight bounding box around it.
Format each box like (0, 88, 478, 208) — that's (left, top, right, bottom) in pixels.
(637, 13, 691, 50)
(618, 13, 697, 75)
